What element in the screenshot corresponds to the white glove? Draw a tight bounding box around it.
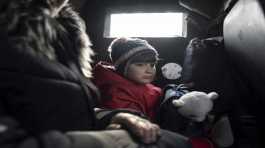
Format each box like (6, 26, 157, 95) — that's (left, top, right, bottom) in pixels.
(172, 91, 218, 122)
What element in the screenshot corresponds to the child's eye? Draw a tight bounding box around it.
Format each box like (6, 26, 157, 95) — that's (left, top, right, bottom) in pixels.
(135, 63, 145, 66)
(150, 63, 156, 67)
(134, 62, 156, 67)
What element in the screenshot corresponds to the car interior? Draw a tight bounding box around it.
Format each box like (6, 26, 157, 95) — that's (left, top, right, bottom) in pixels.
(69, 0, 265, 147)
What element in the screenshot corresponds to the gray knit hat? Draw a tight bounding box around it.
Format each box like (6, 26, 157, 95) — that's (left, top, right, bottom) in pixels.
(108, 37, 159, 76)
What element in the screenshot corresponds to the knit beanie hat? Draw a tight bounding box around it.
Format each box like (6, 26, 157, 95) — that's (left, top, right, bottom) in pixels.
(108, 37, 159, 76)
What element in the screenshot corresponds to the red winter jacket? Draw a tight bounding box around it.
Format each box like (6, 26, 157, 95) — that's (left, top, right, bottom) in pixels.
(93, 62, 162, 121)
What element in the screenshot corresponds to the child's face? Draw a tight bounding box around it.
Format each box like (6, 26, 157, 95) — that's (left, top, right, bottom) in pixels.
(126, 62, 156, 84)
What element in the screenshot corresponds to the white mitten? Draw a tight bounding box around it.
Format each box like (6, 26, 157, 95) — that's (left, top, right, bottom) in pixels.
(172, 91, 218, 122)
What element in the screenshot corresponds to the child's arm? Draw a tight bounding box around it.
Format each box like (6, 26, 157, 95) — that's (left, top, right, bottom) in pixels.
(101, 87, 147, 116)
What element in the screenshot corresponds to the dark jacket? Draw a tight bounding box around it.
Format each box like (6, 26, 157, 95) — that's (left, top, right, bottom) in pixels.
(0, 1, 123, 147)
(0, 35, 112, 132)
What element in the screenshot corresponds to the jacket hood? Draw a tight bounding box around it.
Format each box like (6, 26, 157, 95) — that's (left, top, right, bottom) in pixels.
(1, 0, 93, 77)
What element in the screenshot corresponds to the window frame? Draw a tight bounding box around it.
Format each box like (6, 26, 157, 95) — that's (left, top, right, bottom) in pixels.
(103, 6, 187, 38)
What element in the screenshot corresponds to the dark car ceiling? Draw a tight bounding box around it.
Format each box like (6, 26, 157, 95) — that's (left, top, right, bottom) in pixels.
(68, 0, 238, 42)
(71, 0, 231, 20)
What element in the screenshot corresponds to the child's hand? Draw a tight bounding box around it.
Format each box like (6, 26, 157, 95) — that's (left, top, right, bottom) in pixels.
(110, 113, 161, 144)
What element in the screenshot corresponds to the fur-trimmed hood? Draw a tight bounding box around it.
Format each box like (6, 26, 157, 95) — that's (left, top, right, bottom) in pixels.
(0, 0, 94, 77)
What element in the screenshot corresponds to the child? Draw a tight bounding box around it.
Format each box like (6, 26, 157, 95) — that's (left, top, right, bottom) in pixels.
(93, 37, 217, 148)
(93, 37, 161, 121)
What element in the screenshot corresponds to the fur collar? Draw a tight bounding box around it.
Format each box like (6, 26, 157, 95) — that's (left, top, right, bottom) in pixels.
(1, 0, 93, 77)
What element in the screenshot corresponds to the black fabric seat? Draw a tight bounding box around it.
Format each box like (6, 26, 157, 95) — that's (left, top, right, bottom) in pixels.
(181, 36, 261, 148)
(181, 37, 238, 115)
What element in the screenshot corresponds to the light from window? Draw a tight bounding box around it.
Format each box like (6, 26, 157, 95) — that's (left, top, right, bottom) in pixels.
(105, 13, 185, 38)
